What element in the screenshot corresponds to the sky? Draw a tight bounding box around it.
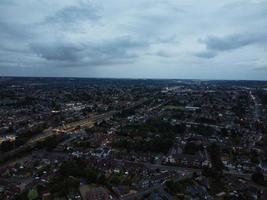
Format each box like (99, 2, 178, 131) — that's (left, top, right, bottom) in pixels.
(0, 0, 267, 80)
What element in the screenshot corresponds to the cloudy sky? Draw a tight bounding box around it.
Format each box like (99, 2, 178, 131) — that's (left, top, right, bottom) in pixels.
(0, 0, 267, 80)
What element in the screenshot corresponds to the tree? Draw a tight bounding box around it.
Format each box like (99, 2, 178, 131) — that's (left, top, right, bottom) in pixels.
(27, 188, 38, 200)
(251, 169, 264, 185)
(110, 175, 121, 185)
(183, 142, 201, 155)
(207, 143, 224, 171)
(206, 143, 224, 181)
(0, 140, 14, 152)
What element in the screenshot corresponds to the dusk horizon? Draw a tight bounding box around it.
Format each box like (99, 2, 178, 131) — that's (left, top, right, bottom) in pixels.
(2, 75, 267, 82)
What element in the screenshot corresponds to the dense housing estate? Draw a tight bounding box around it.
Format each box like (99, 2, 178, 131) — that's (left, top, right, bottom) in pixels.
(0, 77, 267, 199)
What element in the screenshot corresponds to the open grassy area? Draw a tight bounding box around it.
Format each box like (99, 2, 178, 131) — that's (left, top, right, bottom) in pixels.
(164, 105, 185, 111)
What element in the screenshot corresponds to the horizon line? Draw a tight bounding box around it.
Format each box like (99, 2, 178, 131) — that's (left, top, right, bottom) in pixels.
(1, 75, 267, 82)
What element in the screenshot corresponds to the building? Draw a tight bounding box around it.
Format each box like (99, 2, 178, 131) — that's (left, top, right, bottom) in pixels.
(80, 185, 109, 200)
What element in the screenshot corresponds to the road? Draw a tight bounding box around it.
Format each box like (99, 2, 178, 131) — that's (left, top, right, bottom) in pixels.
(249, 91, 261, 120)
(122, 173, 192, 200)
(116, 159, 267, 181)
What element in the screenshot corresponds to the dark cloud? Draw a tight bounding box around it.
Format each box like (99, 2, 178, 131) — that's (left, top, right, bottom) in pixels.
(44, 2, 100, 24)
(0, 0, 15, 5)
(30, 36, 148, 67)
(195, 32, 267, 59)
(200, 33, 267, 51)
(0, 21, 33, 40)
(30, 43, 82, 62)
(254, 66, 267, 71)
(194, 51, 217, 59)
(153, 51, 173, 58)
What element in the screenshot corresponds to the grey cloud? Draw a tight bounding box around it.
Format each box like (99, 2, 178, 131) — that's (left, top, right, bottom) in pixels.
(221, 0, 267, 20)
(1, 0, 267, 80)
(156, 35, 177, 44)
